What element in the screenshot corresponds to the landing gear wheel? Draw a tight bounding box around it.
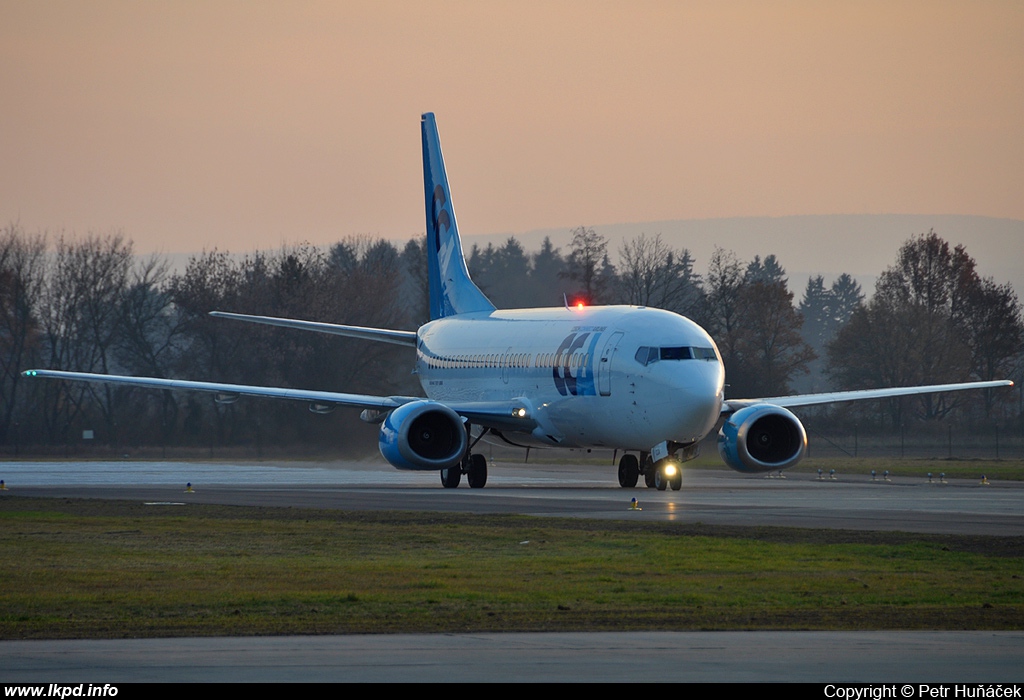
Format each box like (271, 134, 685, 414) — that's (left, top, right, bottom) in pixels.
(654, 466, 668, 491)
(440, 466, 461, 488)
(617, 454, 639, 488)
(467, 453, 488, 488)
(644, 455, 656, 488)
(670, 471, 682, 491)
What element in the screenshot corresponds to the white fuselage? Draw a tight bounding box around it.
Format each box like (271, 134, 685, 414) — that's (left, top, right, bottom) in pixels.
(416, 305, 726, 450)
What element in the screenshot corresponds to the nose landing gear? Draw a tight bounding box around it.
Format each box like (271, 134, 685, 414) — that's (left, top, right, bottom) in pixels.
(653, 461, 682, 491)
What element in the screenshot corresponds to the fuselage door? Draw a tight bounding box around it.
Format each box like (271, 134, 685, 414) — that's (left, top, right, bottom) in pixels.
(597, 331, 624, 397)
(502, 346, 512, 384)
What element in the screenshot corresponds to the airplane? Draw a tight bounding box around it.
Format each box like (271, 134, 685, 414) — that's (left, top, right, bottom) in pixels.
(23, 113, 1014, 490)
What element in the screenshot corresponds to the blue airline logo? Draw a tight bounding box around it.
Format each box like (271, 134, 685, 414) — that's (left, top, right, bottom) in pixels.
(553, 331, 602, 396)
(431, 185, 451, 245)
(429, 183, 458, 316)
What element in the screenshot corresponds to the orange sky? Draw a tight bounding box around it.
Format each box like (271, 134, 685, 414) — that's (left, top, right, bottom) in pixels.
(2, 1, 1022, 254)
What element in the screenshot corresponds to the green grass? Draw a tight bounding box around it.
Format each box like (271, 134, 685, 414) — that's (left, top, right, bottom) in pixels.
(789, 457, 1024, 481)
(1, 497, 1022, 639)
(681, 454, 1024, 481)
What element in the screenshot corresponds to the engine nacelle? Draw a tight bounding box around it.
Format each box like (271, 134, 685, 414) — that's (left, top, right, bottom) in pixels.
(718, 404, 807, 473)
(379, 400, 468, 471)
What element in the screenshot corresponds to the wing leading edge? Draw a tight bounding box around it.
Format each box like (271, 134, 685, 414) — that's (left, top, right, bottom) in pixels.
(22, 369, 414, 411)
(21, 370, 539, 433)
(723, 379, 1014, 414)
(208, 311, 418, 347)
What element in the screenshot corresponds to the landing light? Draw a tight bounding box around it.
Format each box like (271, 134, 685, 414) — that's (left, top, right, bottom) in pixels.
(663, 462, 679, 477)
(512, 407, 527, 418)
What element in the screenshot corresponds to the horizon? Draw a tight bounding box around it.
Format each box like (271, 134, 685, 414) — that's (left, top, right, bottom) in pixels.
(16, 212, 1019, 301)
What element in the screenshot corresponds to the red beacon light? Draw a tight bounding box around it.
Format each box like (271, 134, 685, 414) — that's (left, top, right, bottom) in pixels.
(563, 294, 588, 311)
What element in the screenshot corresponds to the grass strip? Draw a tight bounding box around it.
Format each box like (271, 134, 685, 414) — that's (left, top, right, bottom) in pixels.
(1, 496, 1021, 639)
(682, 456, 1024, 481)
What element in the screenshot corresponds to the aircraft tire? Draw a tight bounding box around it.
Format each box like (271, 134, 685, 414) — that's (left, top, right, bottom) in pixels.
(654, 466, 668, 491)
(644, 455, 657, 488)
(670, 471, 682, 491)
(467, 453, 488, 488)
(617, 454, 639, 488)
(440, 466, 461, 488)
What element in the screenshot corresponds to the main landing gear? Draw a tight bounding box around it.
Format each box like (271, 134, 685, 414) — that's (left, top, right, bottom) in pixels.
(618, 452, 681, 491)
(441, 427, 489, 489)
(617, 454, 639, 487)
(440, 465, 461, 488)
(440, 452, 488, 489)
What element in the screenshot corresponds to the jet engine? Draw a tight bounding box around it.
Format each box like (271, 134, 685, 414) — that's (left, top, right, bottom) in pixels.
(718, 404, 807, 473)
(379, 400, 468, 471)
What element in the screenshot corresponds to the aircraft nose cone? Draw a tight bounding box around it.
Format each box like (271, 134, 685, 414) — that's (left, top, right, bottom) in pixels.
(672, 362, 724, 439)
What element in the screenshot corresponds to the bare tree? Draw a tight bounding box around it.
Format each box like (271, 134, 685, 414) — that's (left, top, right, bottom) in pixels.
(702, 247, 744, 367)
(0, 224, 46, 444)
(562, 226, 612, 304)
(116, 256, 188, 444)
(38, 233, 133, 443)
(618, 233, 702, 315)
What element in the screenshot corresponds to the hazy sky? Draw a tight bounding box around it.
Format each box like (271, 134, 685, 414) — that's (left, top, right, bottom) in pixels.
(2, 1, 1022, 254)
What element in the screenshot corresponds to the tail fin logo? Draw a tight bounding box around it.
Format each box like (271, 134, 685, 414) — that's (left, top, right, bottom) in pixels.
(431, 185, 451, 248)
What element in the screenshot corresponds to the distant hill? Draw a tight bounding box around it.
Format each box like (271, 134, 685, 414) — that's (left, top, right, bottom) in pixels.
(466, 214, 1024, 297)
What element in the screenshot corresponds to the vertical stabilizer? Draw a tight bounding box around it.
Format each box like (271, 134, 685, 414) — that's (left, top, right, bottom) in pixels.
(421, 113, 496, 320)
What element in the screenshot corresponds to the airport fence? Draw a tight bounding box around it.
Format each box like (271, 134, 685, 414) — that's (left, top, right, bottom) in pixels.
(802, 426, 1024, 461)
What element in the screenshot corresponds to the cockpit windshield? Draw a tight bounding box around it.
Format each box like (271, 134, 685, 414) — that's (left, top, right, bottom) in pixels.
(634, 345, 717, 366)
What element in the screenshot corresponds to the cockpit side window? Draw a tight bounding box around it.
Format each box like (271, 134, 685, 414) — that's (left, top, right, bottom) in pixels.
(634, 346, 659, 366)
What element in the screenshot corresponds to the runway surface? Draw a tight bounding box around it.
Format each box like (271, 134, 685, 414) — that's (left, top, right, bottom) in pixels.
(2, 458, 1022, 682)
(3, 458, 1022, 536)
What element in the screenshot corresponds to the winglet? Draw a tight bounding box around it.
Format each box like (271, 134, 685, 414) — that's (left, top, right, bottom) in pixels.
(421, 112, 495, 320)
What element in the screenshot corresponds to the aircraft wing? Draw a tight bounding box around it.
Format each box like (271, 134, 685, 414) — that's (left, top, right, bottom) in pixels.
(22, 369, 416, 411)
(441, 400, 539, 432)
(723, 379, 1014, 414)
(208, 311, 418, 347)
(21, 370, 540, 433)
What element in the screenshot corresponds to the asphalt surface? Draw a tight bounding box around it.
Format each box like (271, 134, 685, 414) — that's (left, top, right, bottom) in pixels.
(4, 458, 1022, 535)
(3, 632, 1023, 683)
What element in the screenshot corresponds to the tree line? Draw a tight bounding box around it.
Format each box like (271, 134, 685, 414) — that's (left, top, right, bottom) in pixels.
(1, 222, 1021, 452)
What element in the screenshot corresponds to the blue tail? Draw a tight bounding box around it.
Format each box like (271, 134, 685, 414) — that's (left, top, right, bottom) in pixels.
(421, 113, 495, 320)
